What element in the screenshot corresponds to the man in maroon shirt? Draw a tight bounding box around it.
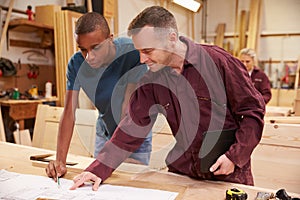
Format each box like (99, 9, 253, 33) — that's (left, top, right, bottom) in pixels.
(69, 6, 265, 191)
(239, 48, 272, 104)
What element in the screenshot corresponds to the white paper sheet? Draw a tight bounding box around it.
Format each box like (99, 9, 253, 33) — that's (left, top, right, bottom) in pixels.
(0, 170, 178, 200)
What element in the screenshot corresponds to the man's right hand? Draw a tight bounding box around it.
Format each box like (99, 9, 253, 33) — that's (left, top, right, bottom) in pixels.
(45, 160, 67, 181)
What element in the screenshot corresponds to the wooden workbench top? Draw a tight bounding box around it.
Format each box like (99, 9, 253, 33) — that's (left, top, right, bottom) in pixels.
(0, 97, 58, 105)
(1, 142, 299, 199)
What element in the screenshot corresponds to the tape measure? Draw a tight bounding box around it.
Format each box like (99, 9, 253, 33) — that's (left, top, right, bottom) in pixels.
(226, 188, 248, 200)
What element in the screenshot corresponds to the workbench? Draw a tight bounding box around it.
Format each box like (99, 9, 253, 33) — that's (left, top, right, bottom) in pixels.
(0, 98, 58, 142)
(0, 98, 57, 130)
(1, 142, 299, 199)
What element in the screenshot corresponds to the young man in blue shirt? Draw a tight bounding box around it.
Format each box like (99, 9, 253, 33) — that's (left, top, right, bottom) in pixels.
(45, 12, 152, 180)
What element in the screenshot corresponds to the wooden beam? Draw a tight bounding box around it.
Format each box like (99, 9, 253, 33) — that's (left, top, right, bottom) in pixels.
(233, 0, 239, 57)
(86, 0, 93, 12)
(214, 23, 225, 48)
(294, 56, 300, 90)
(239, 10, 247, 51)
(246, 0, 262, 51)
(0, 0, 14, 57)
(0, 106, 6, 142)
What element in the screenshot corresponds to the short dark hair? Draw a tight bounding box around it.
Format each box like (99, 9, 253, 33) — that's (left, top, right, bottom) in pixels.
(75, 12, 110, 37)
(128, 6, 178, 36)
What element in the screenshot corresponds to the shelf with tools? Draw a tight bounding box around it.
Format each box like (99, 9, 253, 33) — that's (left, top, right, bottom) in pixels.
(7, 18, 54, 50)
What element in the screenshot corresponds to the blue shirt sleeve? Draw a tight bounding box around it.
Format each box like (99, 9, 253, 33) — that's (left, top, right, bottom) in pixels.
(66, 52, 84, 91)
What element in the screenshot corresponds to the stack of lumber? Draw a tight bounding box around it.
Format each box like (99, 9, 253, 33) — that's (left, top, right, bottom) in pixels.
(54, 10, 82, 106)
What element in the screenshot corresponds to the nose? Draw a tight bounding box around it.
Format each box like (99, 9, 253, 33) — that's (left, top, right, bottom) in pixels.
(86, 50, 96, 62)
(139, 52, 148, 64)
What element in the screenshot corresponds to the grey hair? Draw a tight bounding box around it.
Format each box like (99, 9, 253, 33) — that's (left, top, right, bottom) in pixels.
(239, 48, 256, 58)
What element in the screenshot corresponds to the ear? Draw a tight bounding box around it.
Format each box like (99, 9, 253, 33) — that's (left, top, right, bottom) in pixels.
(169, 31, 177, 42)
(109, 34, 114, 39)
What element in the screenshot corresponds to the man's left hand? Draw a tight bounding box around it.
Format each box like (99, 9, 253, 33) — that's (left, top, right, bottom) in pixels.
(209, 154, 235, 175)
(70, 171, 102, 191)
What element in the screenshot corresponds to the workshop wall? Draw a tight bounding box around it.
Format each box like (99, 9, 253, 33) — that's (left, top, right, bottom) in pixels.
(1, 0, 299, 92)
(197, 0, 300, 88)
(0, 63, 56, 96)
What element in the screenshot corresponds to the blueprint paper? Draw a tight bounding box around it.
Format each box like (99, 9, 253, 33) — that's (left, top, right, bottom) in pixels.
(0, 170, 178, 200)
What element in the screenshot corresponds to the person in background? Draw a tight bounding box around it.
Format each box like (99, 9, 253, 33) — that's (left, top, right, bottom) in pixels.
(67, 6, 265, 191)
(239, 48, 272, 104)
(45, 12, 152, 181)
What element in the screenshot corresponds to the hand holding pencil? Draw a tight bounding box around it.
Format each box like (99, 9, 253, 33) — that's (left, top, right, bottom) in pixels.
(45, 160, 67, 185)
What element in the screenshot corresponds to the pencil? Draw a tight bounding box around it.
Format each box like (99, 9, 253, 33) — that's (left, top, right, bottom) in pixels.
(57, 174, 61, 188)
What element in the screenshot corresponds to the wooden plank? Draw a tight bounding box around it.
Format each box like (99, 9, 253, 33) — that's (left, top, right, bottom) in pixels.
(13, 129, 32, 146)
(32, 104, 49, 147)
(214, 23, 225, 48)
(268, 88, 296, 107)
(265, 105, 292, 117)
(152, 113, 172, 134)
(264, 116, 300, 124)
(252, 144, 300, 193)
(0, 0, 14, 56)
(233, 0, 239, 57)
(104, 0, 114, 18)
(150, 132, 175, 170)
(0, 106, 6, 142)
(239, 10, 247, 50)
(261, 123, 300, 148)
(246, 0, 262, 51)
(32, 104, 97, 157)
(54, 10, 66, 106)
(294, 56, 300, 90)
(86, 0, 93, 12)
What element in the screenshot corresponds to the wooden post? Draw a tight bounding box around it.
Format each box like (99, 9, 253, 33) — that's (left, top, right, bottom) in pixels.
(233, 0, 239, 57)
(86, 0, 93, 12)
(0, 106, 6, 142)
(0, 0, 15, 57)
(239, 10, 247, 51)
(294, 56, 300, 90)
(247, 0, 262, 51)
(215, 23, 226, 48)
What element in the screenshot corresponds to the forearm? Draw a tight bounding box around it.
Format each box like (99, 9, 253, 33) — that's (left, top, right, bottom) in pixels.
(56, 90, 78, 163)
(225, 116, 264, 168)
(56, 112, 75, 163)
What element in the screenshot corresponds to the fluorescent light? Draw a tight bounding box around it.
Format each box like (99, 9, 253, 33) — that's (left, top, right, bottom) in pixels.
(172, 0, 201, 12)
